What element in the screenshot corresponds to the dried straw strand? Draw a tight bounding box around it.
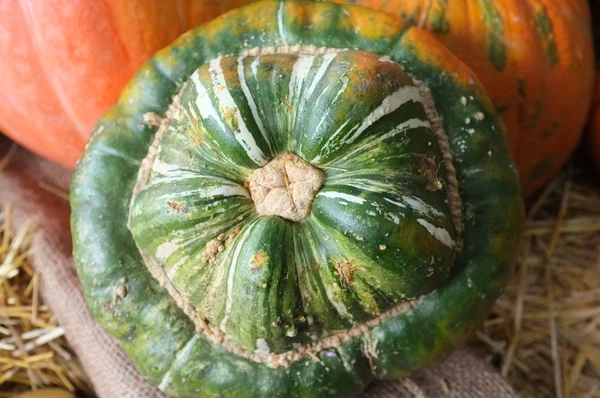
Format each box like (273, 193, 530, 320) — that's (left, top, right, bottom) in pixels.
(472, 168, 600, 398)
(0, 204, 92, 395)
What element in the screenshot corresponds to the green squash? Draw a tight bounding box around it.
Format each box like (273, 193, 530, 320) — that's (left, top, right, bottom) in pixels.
(70, 1, 523, 397)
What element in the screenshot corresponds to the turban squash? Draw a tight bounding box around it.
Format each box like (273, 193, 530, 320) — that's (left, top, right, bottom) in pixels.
(0, 0, 252, 169)
(71, 2, 522, 396)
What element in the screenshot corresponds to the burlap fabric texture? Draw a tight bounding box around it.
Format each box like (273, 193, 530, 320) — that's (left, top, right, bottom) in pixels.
(0, 139, 519, 398)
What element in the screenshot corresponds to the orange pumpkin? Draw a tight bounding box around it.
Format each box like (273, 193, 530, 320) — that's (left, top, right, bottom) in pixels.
(0, 0, 252, 169)
(330, 0, 594, 196)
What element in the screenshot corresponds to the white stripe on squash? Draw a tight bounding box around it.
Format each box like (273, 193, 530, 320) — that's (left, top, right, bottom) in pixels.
(237, 56, 273, 154)
(402, 196, 444, 218)
(305, 53, 337, 99)
(384, 196, 445, 219)
(156, 185, 249, 202)
(220, 220, 256, 331)
(156, 240, 181, 262)
(158, 335, 199, 391)
(208, 58, 267, 166)
(317, 191, 365, 204)
(190, 71, 228, 139)
(321, 85, 424, 155)
(312, 75, 350, 142)
(167, 255, 190, 280)
(289, 55, 315, 109)
(417, 219, 455, 248)
(250, 57, 260, 76)
(325, 285, 350, 318)
(277, 1, 287, 46)
(384, 213, 401, 225)
(306, 230, 351, 319)
(376, 118, 431, 144)
(331, 118, 430, 164)
(383, 197, 406, 209)
(341, 180, 395, 193)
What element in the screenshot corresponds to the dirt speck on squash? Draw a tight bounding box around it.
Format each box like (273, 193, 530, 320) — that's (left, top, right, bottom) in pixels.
(107, 282, 128, 310)
(201, 229, 236, 264)
(419, 157, 443, 192)
(228, 225, 242, 241)
(167, 200, 188, 213)
(335, 260, 366, 287)
(250, 250, 269, 270)
(201, 239, 222, 264)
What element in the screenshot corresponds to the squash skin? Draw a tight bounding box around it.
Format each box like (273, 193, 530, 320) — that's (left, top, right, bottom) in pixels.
(128, 51, 460, 353)
(329, 0, 594, 196)
(0, 0, 253, 169)
(70, 2, 523, 397)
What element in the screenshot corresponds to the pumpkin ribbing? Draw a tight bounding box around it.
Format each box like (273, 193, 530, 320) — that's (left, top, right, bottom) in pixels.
(129, 50, 462, 359)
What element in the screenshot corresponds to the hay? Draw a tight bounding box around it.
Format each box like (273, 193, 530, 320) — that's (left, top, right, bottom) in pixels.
(473, 168, 600, 398)
(0, 202, 92, 396)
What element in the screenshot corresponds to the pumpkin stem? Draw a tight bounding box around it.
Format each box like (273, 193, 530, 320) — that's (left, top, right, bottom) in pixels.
(247, 153, 324, 222)
(282, 173, 297, 212)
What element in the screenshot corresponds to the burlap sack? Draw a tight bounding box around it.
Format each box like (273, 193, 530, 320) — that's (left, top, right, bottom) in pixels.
(0, 138, 519, 398)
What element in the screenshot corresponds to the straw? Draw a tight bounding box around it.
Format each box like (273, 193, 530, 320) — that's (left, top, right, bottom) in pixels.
(473, 168, 600, 397)
(0, 204, 93, 396)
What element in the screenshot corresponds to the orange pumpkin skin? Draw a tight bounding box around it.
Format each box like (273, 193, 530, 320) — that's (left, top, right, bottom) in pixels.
(0, 0, 252, 169)
(330, 0, 594, 196)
